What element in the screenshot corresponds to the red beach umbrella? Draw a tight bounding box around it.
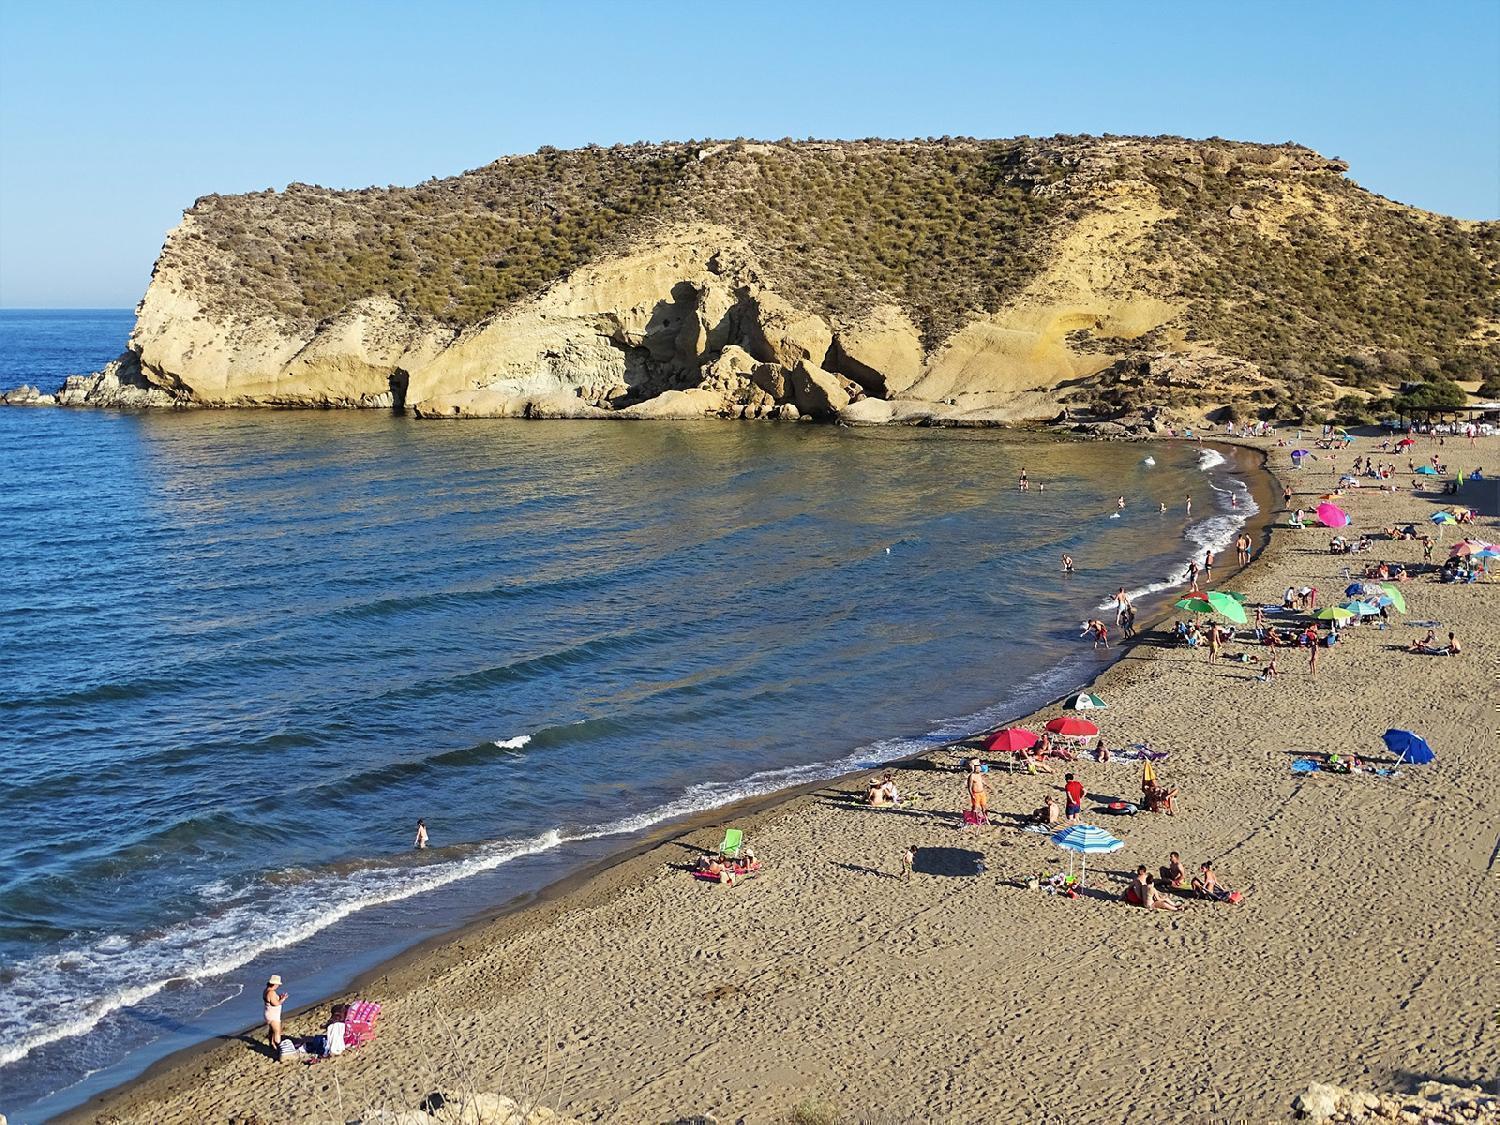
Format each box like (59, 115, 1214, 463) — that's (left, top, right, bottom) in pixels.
(1045, 716, 1099, 738)
(984, 727, 1039, 753)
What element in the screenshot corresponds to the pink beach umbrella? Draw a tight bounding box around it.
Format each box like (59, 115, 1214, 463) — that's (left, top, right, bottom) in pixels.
(1315, 502, 1349, 528)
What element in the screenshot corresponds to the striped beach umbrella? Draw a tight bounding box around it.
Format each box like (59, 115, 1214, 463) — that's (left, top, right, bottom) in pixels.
(1051, 823, 1124, 883)
(1063, 693, 1107, 711)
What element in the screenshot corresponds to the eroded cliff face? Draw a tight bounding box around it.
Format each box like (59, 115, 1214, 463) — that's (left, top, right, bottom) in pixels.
(83, 211, 1196, 425)
(41, 136, 1499, 425)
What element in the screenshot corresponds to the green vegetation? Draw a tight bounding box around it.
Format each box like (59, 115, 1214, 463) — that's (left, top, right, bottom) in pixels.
(170, 136, 1499, 400)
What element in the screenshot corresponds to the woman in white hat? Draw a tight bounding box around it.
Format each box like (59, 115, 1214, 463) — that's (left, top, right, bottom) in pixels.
(264, 975, 288, 1054)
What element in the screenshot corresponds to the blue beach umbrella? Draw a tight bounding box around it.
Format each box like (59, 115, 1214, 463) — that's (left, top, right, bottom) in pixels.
(1416, 466, 1440, 476)
(1344, 582, 1372, 597)
(1051, 823, 1124, 884)
(1382, 729, 1435, 765)
(1341, 601, 1381, 617)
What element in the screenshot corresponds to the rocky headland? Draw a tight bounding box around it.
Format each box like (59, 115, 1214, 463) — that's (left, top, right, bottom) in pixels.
(13, 136, 1499, 427)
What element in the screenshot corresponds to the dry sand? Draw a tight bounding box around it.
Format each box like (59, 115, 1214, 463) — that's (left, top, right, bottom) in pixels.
(65, 436, 1500, 1125)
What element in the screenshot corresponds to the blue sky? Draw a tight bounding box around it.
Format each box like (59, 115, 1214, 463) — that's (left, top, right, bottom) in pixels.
(1, 0, 1496, 307)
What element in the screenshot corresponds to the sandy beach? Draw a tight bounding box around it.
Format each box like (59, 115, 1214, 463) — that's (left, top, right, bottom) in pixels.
(62, 435, 1499, 1125)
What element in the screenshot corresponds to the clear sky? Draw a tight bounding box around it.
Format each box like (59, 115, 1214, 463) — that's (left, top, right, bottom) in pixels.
(1, 0, 1496, 307)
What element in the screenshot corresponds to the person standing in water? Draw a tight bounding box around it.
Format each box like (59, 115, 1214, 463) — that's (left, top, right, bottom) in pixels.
(1062, 553, 1075, 574)
(1185, 494, 1193, 516)
(1019, 468, 1029, 492)
(1113, 587, 1133, 626)
(1117, 496, 1126, 510)
(1159, 501, 1167, 513)
(414, 819, 429, 849)
(264, 974, 288, 1055)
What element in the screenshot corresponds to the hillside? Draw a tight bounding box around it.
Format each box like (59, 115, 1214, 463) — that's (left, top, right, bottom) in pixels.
(41, 136, 1500, 424)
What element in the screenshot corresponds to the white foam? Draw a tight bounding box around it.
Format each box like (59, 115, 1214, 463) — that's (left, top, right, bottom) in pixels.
(1095, 449, 1259, 611)
(0, 658, 1086, 1070)
(1143, 456, 1156, 466)
(491, 735, 531, 750)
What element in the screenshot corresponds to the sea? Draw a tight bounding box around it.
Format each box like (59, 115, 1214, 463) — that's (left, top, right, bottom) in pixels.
(0, 308, 1260, 1122)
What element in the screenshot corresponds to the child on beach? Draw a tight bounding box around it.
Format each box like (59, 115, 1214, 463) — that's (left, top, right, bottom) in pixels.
(901, 845, 915, 881)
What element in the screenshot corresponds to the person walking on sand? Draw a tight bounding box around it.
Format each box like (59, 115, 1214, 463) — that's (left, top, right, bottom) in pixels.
(901, 845, 915, 881)
(264, 975, 288, 1055)
(1064, 773, 1085, 822)
(1203, 548, 1215, 574)
(966, 759, 989, 822)
(1207, 623, 1223, 662)
(414, 818, 428, 849)
(1308, 638, 1319, 676)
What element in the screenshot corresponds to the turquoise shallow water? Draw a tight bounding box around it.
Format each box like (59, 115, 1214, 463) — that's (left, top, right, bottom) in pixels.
(0, 311, 1256, 1121)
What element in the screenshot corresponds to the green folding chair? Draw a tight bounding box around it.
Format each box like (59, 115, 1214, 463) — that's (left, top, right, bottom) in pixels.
(716, 828, 744, 860)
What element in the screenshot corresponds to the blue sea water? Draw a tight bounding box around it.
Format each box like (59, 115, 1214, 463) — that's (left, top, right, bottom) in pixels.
(0, 310, 1258, 1121)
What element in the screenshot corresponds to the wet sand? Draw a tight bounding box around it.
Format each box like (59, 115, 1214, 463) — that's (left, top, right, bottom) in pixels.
(63, 436, 1500, 1125)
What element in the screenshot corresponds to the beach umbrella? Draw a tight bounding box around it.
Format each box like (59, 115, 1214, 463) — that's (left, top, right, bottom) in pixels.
(1396, 437, 1415, 448)
(1316, 503, 1350, 528)
(1174, 596, 1214, 614)
(1045, 716, 1099, 739)
(1344, 582, 1372, 596)
(1063, 693, 1107, 711)
(1316, 606, 1354, 621)
(1291, 449, 1310, 457)
(1050, 823, 1124, 883)
(1382, 729, 1435, 765)
(1416, 466, 1439, 476)
(983, 727, 1038, 753)
(1379, 583, 1406, 613)
(1341, 601, 1381, 617)
(1220, 591, 1250, 603)
(1204, 590, 1248, 623)
(1430, 511, 1455, 524)
(1448, 539, 1489, 557)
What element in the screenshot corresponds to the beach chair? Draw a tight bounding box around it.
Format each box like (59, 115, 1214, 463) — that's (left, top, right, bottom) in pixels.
(716, 828, 744, 861)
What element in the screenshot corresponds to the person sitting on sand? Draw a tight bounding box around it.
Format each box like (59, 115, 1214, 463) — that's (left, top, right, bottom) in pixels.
(1409, 629, 1438, 654)
(879, 773, 901, 804)
(1160, 852, 1187, 888)
(1144, 873, 1181, 911)
(1192, 861, 1237, 902)
(866, 780, 886, 806)
(1446, 631, 1462, 656)
(1094, 738, 1111, 765)
(321, 1004, 348, 1058)
(1033, 794, 1063, 826)
(1124, 865, 1151, 907)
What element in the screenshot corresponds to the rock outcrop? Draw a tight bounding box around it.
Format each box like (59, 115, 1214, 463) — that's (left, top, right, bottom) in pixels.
(1289, 1079, 1497, 1123)
(11, 135, 1495, 426)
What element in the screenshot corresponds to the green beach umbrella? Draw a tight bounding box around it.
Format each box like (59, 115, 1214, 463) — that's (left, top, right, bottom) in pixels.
(1316, 606, 1355, 621)
(1379, 583, 1407, 613)
(1174, 596, 1213, 614)
(1221, 591, 1250, 603)
(1064, 692, 1107, 711)
(1204, 590, 1248, 624)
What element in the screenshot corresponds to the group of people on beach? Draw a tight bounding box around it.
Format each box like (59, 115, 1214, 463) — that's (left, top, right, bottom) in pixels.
(1125, 856, 1236, 910)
